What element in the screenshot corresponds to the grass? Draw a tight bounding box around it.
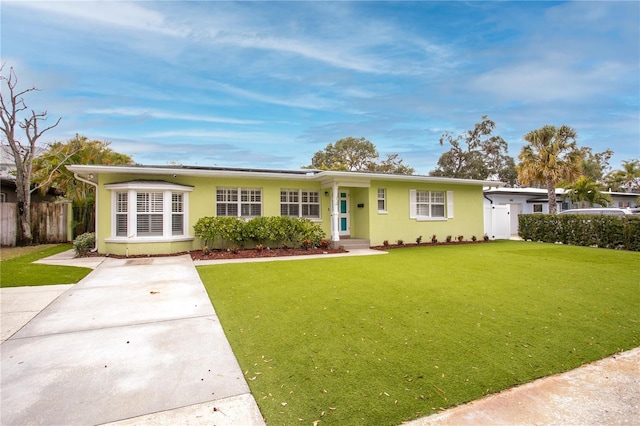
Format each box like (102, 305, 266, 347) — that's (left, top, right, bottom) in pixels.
(197, 241, 640, 425)
(0, 244, 92, 287)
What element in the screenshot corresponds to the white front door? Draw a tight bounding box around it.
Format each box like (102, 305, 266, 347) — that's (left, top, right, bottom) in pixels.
(338, 190, 350, 236)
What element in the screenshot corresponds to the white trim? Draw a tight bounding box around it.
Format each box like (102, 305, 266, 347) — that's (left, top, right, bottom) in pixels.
(108, 188, 191, 240)
(410, 189, 449, 221)
(105, 181, 193, 192)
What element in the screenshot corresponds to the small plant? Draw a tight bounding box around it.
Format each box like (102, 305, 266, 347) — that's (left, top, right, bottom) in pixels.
(416, 235, 422, 244)
(483, 234, 490, 242)
(457, 235, 464, 242)
(431, 234, 438, 244)
(471, 235, 477, 242)
(230, 246, 240, 254)
(73, 232, 95, 257)
(445, 235, 452, 243)
(301, 238, 312, 250)
(383, 240, 390, 247)
(255, 244, 264, 252)
(202, 246, 211, 255)
(397, 239, 404, 246)
(281, 243, 289, 250)
(319, 240, 331, 249)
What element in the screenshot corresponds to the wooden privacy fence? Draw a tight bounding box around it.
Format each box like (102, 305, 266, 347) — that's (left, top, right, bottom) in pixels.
(0, 202, 69, 246)
(1, 203, 17, 246)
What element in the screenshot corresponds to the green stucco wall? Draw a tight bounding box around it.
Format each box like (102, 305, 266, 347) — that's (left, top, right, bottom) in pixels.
(94, 173, 486, 255)
(366, 180, 484, 246)
(95, 173, 331, 255)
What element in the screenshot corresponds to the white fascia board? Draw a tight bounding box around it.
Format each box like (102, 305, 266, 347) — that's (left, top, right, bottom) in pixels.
(66, 164, 316, 181)
(314, 170, 503, 187)
(105, 181, 194, 192)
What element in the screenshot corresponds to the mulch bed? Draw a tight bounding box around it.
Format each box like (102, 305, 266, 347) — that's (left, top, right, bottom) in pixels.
(190, 247, 345, 261)
(371, 240, 490, 250)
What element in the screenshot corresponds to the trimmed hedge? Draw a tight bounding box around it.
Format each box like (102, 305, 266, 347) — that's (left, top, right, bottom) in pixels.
(193, 216, 326, 249)
(519, 214, 640, 251)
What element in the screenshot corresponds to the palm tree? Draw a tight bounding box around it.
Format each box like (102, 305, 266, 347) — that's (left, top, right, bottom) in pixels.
(605, 160, 640, 193)
(564, 176, 611, 208)
(32, 134, 133, 203)
(517, 125, 582, 214)
(32, 134, 133, 235)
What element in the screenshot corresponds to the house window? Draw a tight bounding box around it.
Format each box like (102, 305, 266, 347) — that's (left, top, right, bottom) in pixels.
(172, 193, 184, 236)
(410, 190, 452, 220)
(106, 181, 192, 241)
(0, 192, 6, 203)
(533, 204, 543, 213)
(281, 189, 320, 219)
(377, 188, 386, 212)
(137, 192, 164, 236)
(217, 187, 262, 217)
(115, 192, 128, 236)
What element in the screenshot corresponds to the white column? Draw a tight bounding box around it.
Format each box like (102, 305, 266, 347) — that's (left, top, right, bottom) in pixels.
(331, 182, 339, 242)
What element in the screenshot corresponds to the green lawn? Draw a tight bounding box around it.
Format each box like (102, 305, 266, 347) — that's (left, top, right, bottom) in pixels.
(197, 241, 640, 425)
(0, 244, 92, 287)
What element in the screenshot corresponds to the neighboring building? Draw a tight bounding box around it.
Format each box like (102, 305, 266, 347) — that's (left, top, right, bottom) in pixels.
(67, 164, 502, 256)
(483, 187, 639, 236)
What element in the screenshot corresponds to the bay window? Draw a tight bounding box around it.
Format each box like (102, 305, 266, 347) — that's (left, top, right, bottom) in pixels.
(106, 181, 192, 241)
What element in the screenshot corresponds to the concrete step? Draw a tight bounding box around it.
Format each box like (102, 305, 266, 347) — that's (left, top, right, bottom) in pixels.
(338, 239, 370, 250)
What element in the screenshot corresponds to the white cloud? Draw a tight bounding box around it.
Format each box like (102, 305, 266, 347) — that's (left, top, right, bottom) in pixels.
(86, 107, 263, 125)
(469, 60, 629, 103)
(9, 1, 189, 37)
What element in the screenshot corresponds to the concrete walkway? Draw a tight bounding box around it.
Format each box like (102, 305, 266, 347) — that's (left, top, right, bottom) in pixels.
(2, 249, 639, 425)
(1, 253, 264, 425)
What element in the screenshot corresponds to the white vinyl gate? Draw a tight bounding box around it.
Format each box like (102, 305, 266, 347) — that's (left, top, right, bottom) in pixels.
(484, 205, 511, 240)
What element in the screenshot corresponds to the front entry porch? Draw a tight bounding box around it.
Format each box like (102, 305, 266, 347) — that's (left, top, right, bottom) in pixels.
(336, 238, 371, 250)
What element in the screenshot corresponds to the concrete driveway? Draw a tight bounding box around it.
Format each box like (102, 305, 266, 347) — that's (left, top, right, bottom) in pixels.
(1, 254, 264, 425)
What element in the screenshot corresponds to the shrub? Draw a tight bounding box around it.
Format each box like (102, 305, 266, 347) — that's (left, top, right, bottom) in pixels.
(483, 234, 490, 242)
(457, 235, 464, 242)
(383, 240, 389, 247)
(445, 235, 452, 243)
(319, 240, 332, 249)
(194, 216, 326, 250)
(471, 235, 477, 242)
(416, 235, 422, 244)
(73, 232, 95, 256)
(431, 234, 438, 243)
(518, 214, 639, 251)
(397, 239, 404, 246)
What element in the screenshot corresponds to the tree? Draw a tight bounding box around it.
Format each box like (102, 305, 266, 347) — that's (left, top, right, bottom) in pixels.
(0, 65, 61, 245)
(32, 134, 134, 203)
(517, 125, 582, 214)
(32, 135, 134, 236)
(305, 137, 414, 174)
(563, 176, 611, 208)
(605, 159, 640, 193)
(579, 147, 613, 184)
(429, 116, 518, 186)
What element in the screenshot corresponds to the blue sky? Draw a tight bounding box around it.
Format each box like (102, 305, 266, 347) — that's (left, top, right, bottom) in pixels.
(2, 1, 638, 175)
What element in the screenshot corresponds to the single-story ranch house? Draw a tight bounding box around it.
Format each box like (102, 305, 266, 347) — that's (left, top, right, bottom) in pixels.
(67, 164, 503, 256)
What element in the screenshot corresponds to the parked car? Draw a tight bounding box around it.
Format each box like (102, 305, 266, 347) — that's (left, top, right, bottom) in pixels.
(629, 207, 640, 215)
(559, 208, 633, 216)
